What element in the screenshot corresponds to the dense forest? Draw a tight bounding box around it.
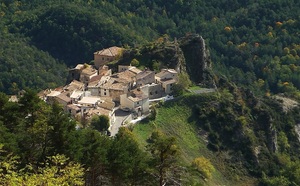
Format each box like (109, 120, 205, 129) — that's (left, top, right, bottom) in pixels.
(1, 0, 300, 185)
(1, 0, 300, 96)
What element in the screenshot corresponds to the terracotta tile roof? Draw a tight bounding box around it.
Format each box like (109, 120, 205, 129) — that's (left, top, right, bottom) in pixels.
(114, 70, 136, 82)
(81, 66, 97, 76)
(67, 104, 80, 111)
(128, 96, 142, 102)
(64, 80, 84, 91)
(98, 100, 115, 110)
(87, 80, 99, 87)
(89, 75, 102, 83)
(101, 78, 128, 90)
(56, 92, 71, 103)
(47, 91, 61, 97)
(94, 46, 122, 57)
(129, 88, 148, 101)
(86, 108, 111, 118)
(156, 69, 177, 78)
(136, 70, 153, 79)
(109, 82, 127, 91)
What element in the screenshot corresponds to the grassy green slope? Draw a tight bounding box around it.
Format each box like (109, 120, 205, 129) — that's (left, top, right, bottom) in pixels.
(133, 93, 256, 185)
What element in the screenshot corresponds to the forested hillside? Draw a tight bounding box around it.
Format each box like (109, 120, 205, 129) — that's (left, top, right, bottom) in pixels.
(1, 0, 300, 185)
(2, 0, 300, 96)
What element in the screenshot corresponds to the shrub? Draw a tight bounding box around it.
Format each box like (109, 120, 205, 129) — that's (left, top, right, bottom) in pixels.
(192, 156, 215, 180)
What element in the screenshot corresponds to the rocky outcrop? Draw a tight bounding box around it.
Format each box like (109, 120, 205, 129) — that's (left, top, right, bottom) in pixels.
(296, 124, 300, 143)
(115, 33, 216, 87)
(178, 34, 215, 87)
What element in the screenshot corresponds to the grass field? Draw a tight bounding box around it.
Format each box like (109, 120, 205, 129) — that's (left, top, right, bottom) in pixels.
(132, 94, 245, 185)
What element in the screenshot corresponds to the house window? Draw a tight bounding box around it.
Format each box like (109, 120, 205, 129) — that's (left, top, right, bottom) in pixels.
(137, 101, 140, 105)
(155, 91, 158, 94)
(150, 92, 153, 95)
(170, 84, 173, 86)
(102, 57, 104, 60)
(104, 92, 106, 96)
(107, 58, 109, 61)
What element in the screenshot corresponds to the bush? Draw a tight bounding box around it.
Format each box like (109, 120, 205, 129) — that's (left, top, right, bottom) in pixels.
(192, 156, 215, 180)
(130, 58, 139, 66)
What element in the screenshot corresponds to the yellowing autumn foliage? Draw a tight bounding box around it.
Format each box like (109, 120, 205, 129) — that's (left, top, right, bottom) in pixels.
(224, 26, 232, 32)
(192, 156, 215, 180)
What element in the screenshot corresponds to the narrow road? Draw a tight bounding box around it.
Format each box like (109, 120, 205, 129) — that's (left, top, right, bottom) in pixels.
(109, 109, 131, 136)
(189, 88, 216, 94)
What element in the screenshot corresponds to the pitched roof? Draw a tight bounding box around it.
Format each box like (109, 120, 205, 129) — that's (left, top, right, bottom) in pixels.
(156, 69, 177, 78)
(94, 46, 122, 57)
(98, 100, 115, 110)
(136, 70, 154, 79)
(128, 88, 148, 102)
(89, 75, 102, 83)
(64, 80, 84, 91)
(47, 91, 61, 97)
(114, 70, 136, 82)
(67, 104, 80, 111)
(81, 66, 97, 76)
(56, 93, 71, 103)
(86, 108, 111, 118)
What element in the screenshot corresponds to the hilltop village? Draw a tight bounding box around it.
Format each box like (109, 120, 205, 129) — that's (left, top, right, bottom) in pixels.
(38, 46, 178, 134)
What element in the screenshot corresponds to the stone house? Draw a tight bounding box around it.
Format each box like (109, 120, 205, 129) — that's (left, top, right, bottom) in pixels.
(94, 46, 123, 69)
(160, 78, 177, 94)
(155, 69, 178, 94)
(55, 92, 72, 109)
(155, 69, 178, 82)
(120, 88, 149, 115)
(100, 79, 130, 102)
(136, 69, 155, 87)
(64, 80, 85, 92)
(80, 65, 98, 88)
(67, 104, 81, 116)
(144, 83, 165, 99)
(70, 90, 84, 104)
(66, 64, 85, 84)
(118, 65, 142, 74)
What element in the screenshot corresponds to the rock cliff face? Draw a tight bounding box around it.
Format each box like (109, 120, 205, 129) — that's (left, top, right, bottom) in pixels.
(115, 33, 215, 87)
(178, 34, 215, 87)
(296, 124, 300, 143)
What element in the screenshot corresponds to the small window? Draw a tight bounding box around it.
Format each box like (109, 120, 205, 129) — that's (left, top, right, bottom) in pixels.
(102, 57, 104, 60)
(137, 101, 140, 105)
(104, 92, 106, 96)
(155, 91, 158, 94)
(150, 92, 153, 95)
(107, 58, 109, 61)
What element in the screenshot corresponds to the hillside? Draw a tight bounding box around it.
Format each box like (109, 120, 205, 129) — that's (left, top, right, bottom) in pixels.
(2, 0, 300, 97)
(1, 0, 300, 185)
(133, 88, 300, 185)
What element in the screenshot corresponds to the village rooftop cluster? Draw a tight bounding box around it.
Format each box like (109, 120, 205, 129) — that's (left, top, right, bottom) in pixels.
(38, 46, 178, 131)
